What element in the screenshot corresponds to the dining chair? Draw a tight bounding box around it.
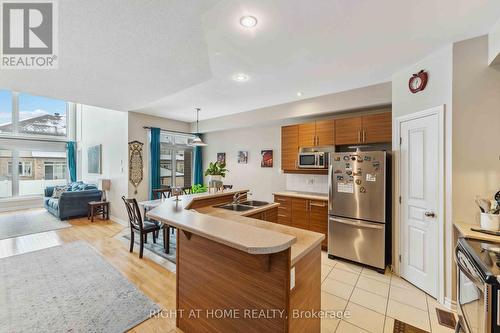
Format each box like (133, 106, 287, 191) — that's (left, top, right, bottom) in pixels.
(181, 186, 192, 195)
(222, 185, 233, 190)
(152, 187, 171, 199)
(122, 196, 162, 258)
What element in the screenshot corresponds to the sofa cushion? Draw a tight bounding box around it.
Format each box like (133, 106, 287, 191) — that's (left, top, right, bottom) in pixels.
(52, 186, 66, 198)
(47, 198, 59, 209)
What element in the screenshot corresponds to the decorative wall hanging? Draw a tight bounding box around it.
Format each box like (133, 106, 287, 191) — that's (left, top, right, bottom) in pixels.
(87, 144, 102, 174)
(261, 150, 273, 168)
(217, 152, 226, 164)
(128, 141, 144, 194)
(237, 151, 248, 164)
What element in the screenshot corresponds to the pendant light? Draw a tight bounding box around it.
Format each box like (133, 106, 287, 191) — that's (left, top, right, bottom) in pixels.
(191, 108, 207, 146)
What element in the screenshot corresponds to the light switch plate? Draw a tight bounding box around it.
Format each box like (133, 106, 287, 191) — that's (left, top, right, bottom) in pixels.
(290, 267, 295, 290)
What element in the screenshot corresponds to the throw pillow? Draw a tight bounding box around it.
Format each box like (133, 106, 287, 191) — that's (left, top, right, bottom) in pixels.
(52, 186, 66, 198)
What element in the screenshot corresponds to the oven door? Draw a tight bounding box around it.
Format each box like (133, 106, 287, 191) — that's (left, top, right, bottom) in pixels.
(298, 153, 318, 168)
(456, 249, 489, 333)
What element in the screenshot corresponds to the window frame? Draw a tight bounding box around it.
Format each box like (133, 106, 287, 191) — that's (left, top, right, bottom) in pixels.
(0, 91, 70, 142)
(159, 132, 195, 188)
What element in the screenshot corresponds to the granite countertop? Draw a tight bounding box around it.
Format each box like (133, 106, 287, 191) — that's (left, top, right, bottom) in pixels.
(454, 222, 500, 243)
(145, 189, 324, 262)
(273, 191, 328, 201)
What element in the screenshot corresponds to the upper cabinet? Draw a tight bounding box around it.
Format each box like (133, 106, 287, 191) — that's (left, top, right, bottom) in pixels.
(298, 120, 335, 147)
(281, 125, 299, 171)
(315, 120, 335, 146)
(361, 112, 392, 143)
(334, 117, 362, 145)
(335, 112, 392, 145)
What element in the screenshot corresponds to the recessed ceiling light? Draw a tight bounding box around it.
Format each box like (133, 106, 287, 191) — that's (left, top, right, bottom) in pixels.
(296, 92, 303, 97)
(232, 73, 249, 82)
(240, 15, 258, 28)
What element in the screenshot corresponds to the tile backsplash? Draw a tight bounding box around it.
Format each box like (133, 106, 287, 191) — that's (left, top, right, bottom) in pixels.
(286, 174, 329, 194)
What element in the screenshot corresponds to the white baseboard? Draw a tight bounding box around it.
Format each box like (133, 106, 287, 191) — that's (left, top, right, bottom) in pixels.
(443, 297, 457, 311)
(110, 215, 128, 226)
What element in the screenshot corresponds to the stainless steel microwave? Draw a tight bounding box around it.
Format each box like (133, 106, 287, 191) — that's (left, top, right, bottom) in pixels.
(298, 152, 328, 168)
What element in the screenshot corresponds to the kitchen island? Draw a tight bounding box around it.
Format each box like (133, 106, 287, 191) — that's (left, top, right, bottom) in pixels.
(146, 189, 324, 333)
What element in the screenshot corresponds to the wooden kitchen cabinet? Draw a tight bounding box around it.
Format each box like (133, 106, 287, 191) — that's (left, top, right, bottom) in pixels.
(315, 120, 335, 146)
(274, 195, 328, 249)
(247, 207, 278, 223)
(291, 198, 310, 229)
(335, 116, 362, 145)
(334, 112, 392, 145)
(298, 122, 316, 147)
(298, 120, 334, 147)
(308, 200, 329, 248)
(281, 125, 299, 171)
(275, 195, 292, 225)
(361, 112, 392, 143)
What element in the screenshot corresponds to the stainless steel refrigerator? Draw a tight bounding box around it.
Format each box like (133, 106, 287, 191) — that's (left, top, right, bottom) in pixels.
(328, 150, 391, 272)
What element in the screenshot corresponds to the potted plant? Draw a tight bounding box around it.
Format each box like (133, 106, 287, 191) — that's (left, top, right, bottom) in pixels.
(204, 161, 228, 188)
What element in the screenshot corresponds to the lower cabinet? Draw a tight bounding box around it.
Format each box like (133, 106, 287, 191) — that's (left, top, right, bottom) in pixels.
(274, 195, 328, 249)
(247, 207, 278, 223)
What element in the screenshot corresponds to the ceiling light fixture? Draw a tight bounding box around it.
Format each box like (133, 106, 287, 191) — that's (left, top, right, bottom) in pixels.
(239, 15, 258, 28)
(232, 73, 249, 82)
(296, 92, 303, 97)
(191, 108, 207, 147)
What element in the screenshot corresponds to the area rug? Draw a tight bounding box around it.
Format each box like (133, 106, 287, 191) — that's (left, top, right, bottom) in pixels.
(0, 241, 161, 333)
(0, 209, 71, 240)
(122, 227, 176, 264)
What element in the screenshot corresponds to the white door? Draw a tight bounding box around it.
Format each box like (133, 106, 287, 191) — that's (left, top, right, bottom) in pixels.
(400, 113, 440, 297)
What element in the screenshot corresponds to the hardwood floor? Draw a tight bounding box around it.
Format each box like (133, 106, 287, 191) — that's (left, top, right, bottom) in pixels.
(0, 216, 180, 333)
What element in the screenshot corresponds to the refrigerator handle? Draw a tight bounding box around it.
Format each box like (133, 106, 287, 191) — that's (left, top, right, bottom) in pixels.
(329, 217, 384, 230)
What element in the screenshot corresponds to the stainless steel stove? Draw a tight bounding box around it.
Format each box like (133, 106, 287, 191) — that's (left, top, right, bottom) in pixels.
(456, 238, 500, 333)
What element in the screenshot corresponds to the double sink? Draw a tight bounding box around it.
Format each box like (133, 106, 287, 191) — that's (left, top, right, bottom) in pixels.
(216, 200, 269, 212)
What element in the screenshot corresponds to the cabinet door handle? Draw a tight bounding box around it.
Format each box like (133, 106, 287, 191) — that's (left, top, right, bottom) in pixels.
(316, 136, 319, 146)
(358, 130, 361, 143)
(310, 202, 326, 207)
(362, 130, 366, 143)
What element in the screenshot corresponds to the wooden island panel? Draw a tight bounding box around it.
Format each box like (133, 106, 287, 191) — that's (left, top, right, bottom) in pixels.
(177, 231, 290, 333)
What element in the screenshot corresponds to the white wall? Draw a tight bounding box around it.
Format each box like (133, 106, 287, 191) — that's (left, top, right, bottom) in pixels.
(128, 111, 190, 201)
(202, 124, 286, 202)
(488, 18, 500, 65)
(77, 104, 129, 223)
(392, 45, 454, 305)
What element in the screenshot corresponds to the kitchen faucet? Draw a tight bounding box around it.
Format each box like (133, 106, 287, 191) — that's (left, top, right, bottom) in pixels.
(232, 193, 244, 205)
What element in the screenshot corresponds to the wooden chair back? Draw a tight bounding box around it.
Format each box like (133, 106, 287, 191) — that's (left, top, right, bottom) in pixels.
(121, 196, 144, 231)
(223, 185, 233, 190)
(181, 186, 192, 195)
(152, 187, 171, 199)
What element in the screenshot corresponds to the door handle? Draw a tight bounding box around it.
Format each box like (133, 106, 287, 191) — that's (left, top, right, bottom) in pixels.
(425, 212, 436, 218)
(329, 217, 384, 230)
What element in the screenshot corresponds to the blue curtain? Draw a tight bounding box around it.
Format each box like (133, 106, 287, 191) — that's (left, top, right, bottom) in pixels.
(193, 134, 203, 185)
(150, 127, 161, 199)
(66, 141, 76, 183)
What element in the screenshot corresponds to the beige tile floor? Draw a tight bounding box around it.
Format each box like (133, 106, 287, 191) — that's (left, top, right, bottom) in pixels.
(320, 251, 456, 333)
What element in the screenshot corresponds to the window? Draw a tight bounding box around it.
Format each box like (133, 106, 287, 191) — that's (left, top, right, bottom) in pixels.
(44, 161, 66, 180)
(8, 161, 33, 177)
(18, 93, 67, 137)
(159, 132, 194, 188)
(0, 150, 12, 198)
(0, 90, 12, 134)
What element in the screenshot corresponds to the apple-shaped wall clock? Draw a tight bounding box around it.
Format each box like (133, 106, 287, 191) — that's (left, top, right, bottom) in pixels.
(408, 70, 428, 93)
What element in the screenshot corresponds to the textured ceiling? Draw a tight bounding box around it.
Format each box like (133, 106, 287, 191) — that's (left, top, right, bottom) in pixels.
(0, 0, 499, 121)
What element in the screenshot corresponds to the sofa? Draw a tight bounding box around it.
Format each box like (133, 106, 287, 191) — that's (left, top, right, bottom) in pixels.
(44, 181, 102, 220)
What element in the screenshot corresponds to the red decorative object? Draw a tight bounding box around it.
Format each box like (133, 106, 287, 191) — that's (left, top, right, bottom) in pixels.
(408, 70, 428, 93)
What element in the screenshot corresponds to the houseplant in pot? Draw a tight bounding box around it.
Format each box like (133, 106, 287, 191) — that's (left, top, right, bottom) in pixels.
(204, 161, 228, 189)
